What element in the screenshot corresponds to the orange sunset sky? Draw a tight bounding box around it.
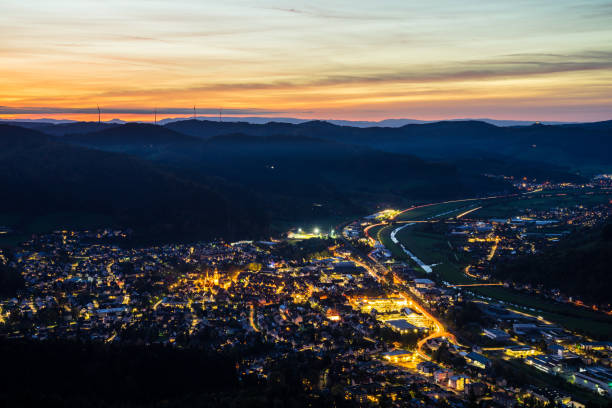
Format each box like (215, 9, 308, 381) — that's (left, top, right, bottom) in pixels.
(1, 0, 612, 122)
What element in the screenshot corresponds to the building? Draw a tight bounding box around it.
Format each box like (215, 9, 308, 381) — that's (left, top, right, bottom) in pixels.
(382, 349, 412, 363)
(525, 355, 562, 374)
(570, 366, 612, 396)
(385, 318, 428, 334)
(483, 328, 510, 341)
(504, 345, 536, 358)
(413, 279, 435, 289)
(448, 375, 469, 391)
(434, 368, 452, 384)
(385, 319, 418, 334)
(417, 361, 439, 376)
(512, 323, 538, 335)
(578, 341, 612, 352)
(402, 307, 416, 316)
(465, 351, 490, 370)
(356, 296, 408, 313)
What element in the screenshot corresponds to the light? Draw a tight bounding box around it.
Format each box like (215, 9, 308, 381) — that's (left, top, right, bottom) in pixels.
(314, 228, 320, 234)
(298, 228, 303, 233)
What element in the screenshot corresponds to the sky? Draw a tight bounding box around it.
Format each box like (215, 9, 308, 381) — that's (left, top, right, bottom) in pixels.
(1, 0, 612, 122)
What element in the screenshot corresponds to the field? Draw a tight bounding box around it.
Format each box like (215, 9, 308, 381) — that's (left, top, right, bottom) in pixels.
(377, 225, 408, 259)
(393, 227, 453, 265)
(396, 200, 482, 221)
(379, 192, 612, 338)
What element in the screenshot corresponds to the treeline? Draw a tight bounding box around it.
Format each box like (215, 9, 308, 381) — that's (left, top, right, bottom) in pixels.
(0, 339, 357, 408)
(0, 339, 237, 407)
(273, 238, 336, 261)
(0, 124, 268, 244)
(0, 255, 23, 296)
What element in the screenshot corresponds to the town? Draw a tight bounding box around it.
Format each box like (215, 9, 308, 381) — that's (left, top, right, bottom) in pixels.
(1, 182, 611, 407)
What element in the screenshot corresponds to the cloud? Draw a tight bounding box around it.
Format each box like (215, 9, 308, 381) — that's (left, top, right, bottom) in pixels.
(309, 50, 612, 86)
(0, 106, 283, 115)
(92, 49, 612, 97)
(261, 5, 402, 21)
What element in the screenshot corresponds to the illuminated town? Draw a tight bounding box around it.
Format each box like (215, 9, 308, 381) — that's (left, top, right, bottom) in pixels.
(1, 180, 611, 407)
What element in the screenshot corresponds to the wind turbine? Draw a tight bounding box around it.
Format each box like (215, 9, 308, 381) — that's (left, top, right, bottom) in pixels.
(219, 107, 223, 122)
(154, 107, 157, 125)
(193, 105, 196, 120)
(97, 105, 101, 125)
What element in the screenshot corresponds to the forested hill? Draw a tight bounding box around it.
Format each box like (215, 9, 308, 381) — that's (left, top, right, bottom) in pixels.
(2, 119, 599, 243)
(35, 124, 515, 225)
(64, 122, 200, 146)
(0, 124, 267, 243)
(493, 220, 612, 305)
(161, 119, 612, 168)
(9, 118, 612, 171)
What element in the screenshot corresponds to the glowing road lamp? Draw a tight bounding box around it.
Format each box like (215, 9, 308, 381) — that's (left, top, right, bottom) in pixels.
(314, 227, 320, 235)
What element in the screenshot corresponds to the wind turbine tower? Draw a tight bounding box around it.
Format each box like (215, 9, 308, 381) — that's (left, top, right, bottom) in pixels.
(97, 105, 100, 125)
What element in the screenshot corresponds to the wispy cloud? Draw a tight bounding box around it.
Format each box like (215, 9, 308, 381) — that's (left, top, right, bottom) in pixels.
(310, 51, 612, 86)
(82, 50, 612, 96)
(0, 106, 282, 115)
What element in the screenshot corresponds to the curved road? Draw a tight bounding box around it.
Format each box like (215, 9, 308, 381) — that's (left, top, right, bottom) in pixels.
(357, 193, 522, 359)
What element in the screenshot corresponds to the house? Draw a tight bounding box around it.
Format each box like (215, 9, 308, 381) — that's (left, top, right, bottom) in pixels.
(433, 368, 452, 384)
(417, 361, 439, 376)
(448, 375, 469, 391)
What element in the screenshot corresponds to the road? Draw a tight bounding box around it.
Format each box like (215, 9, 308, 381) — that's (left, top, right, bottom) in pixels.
(352, 194, 523, 358)
(351, 251, 458, 360)
(344, 192, 537, 360)
(343, 234, 459, 360)
(394, 193, 518, 219)
(249, 304, 260, 332)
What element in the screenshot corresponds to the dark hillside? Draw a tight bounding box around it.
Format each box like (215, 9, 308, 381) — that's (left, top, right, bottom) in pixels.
(0, 124, 266, 243)
(162, 119, 612, 169)
(36, 121, 119, 136)
(493, 219, 612, 305)
(64, 122, 199, 146)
